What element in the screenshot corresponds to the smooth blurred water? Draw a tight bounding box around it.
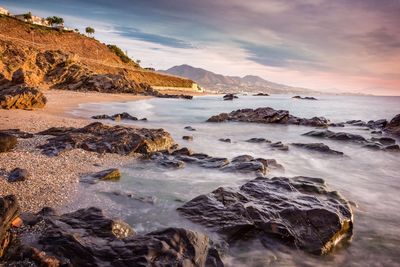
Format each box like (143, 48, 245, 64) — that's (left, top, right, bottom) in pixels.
(69, 95, 400, 267)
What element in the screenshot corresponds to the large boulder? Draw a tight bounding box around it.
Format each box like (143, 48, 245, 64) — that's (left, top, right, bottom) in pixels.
(0, 85, 47, 109)
(207, 107, 329, 127)
(384, 114, 400, 136)
(7, 207, 223, 267)
(0, 133, 17, 153)
(0, 195, 20, 258)
(178, 176, 353, 255)
(38, 122, 175, 156)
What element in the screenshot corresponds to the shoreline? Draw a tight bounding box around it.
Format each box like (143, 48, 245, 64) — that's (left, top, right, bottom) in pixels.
(0, 89, 153, 212)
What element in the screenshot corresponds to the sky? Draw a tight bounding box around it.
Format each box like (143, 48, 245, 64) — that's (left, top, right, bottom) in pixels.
(1, 0, 400, 95)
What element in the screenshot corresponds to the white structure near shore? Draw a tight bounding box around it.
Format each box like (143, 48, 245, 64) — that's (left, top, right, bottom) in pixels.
(14, 14, 51, 27)
(153, 83, 204, 93)
(0, 6, 10, 15)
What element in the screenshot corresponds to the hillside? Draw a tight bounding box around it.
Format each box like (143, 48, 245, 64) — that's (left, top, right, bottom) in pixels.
(162, 64, 318, 94)
(0, 15, 193, 92)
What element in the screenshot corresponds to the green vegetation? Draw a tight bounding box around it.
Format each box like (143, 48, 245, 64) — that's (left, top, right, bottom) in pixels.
(46, 16, 64, 26)
(107, 44, 132, 64)
(85, 26, 95, 36)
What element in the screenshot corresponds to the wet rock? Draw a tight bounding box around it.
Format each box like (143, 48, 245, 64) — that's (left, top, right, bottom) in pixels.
(329, 123, 345, 127)
(183, 135, 194, 141)
(0, 84, 47, 109)
(371, 137, 396, 145)
(38, 122, 175, 156)
(0, 133, 17, 153)
(384, 144, 400, 151)
(8, 168, 29, 183)
(346, 120, 367, 127)
(103, 190, 157, 204)
(178, 176, 353, 255)
(292, 96, 317, 100)
(81, 168, 121, 184)
(0, 195, 20, 258)
(200, 157, 230, 169)
(92, 112, 140, 121)
(291, 143, 344, 156)
(231, 155, 254, 163)
(222, 160, 266, 175)
(9, 207, 223, 267)
(253, 93, 269, 96)
(303, 130, 367, 143)
(207, 107, 329, 127)
(255, 158, 284, 171)
(223, 94, 238, 101)
(246, 138, 271, 143)
(371, 130, 382, 134)
(270, 141, 289, 151)
(384, 114, 400, 136)
(0, 129, 34, 139)
(367, 119, 387, 129)
(184, 126, 197, 131)
(363, 143, 383, 150)
(170, 147, 193, 156)
(159, 158, 185, 169)
(219, 138, 231, 143)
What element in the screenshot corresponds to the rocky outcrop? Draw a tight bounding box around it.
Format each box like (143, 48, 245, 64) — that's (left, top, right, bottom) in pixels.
(6, 207, 223, 267)
(38, 122, 175, 156)
(81, 168, 121, 184)
(292, 95, 317, 100)
(0, 84, 47, 110)
(207, 107, 329, 127)
(0, 129, 34, 139)
(253, 93, 269, 96)
(303, 130, 367, 143)
(384, 114, 400, 136)
(178, 176, 353, 255)
(292, 143, 344, 155)
(92, 112, 147, 121)
(0, 195, 20, 258)
(0, 133, 17, 153)
(223, 94, 238, 101)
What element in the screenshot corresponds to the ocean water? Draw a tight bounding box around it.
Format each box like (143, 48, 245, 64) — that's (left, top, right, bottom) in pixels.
(69, 95, 400, 267)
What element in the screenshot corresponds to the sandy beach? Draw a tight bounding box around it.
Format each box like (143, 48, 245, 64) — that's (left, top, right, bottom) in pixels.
(0, 90, 150, 212)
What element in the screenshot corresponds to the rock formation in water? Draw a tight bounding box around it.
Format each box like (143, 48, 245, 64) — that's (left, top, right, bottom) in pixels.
(223, 94, 238, 101)
(291, 143, 344, 155)
(178, 176, 353, 255)
(292, 95, 317, 100)
(384, 114, 400, 136)
(207, 107, 329, 127)
(38, 122, 175, 156)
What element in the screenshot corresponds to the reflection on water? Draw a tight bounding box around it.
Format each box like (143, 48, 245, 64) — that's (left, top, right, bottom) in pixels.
(69, 95, 400, 266)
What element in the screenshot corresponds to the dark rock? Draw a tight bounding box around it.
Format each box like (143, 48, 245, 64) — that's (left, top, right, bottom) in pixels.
(200, 157, 230, 169)
(0, 195, 20, 258)
(371, 137, 396, 145)
(231, 155, 254, 163)
(384, 114, 400, 136)
(0, 84, 47, 109)
(346, 120, 367, 127)
(303, 130, 367, 143)
(184, 126, 196, 131)
(207, 107, 329, 127)
(384, 144, 400, 151)
(367, 119, 387, 129)
(246, 138, 271, 143)
(329, 123, 345, 127)
(159, 158, 185, 169)
(222, 161, 266, 175)
(291, 143, 344, 155)
(219, 138, 231, 143)
(0, 129, 33, 139)
(8, 207, 223, 267)
(8, 168, 29, 183)
(270, 141, 289, 151)
(183, 135, 194, 141)
(38, 122, 175, 156)
(371, 130, 382, 134)
(178, 176, 353, 255)
(92, 112, 139, 121)
(0, 133, 17, 153)
(81, 168, 121, 184)
(255, 158, 284, 170)
(223, 94, 238, 101)
(171, 147, 193, 156)
(103, 190, 157, 204)
(292, 96, 317, 100)
(253, 93, 269, 96)
(363, 143, 382, 150)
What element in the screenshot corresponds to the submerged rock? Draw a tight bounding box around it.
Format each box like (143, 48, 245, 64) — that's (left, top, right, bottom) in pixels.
(81, 168, 121, 184)
(246, 137, 271, 143)
(92, 112, 140, 121)
(291, 143, 344, 156)
(270, 141, 289, 151)
(0, 85, 47, 110)
(253, 93, 269, 96)
(7, 207, 223, 267)
(0, 133, 17, 153)
(292, 95, 317, 100)
(207, 107, 329, 127)
(178, 176, 353, 255)
(38, 122, 175, 156)
(183, 135, 194, 141)
(384, 114, 400, 136)
(184, 126, 197, 131)
(223, 94, 238, 101)
(0, 195, 20, 258)
(219, 138, 231, 143)
(303, 130, 367, 143)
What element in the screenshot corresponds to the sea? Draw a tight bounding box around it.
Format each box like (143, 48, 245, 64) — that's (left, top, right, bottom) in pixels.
(69, 94, 400, 267)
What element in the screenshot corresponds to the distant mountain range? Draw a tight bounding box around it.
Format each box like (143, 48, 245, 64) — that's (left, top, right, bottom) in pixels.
(161, 64, 318, 94)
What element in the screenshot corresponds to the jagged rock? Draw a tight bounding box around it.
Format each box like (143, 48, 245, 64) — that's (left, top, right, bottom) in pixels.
(159, 158, 185, 169)
(0, 133, 17, 153)
(0, 85, 47, 109)
(367, 119, 387, 129)
(183, 135, 194, 141)
(291, 143, 344, 155)
(38, 122, 175, 156)
(222, 156, 266, 175)
(178, 176, 353, 255)
(371, 137, 396, 145)
(218, 138, 231, 143)
(292, 96, 317, 100)
(81, 168, 121, 184)
(0, 195, 20, 258)
(184, 126, 196, 131)
(207, 107, 329, 127)
(303, 130, 367, 143)
(384, 114, 400, 136)
(0, 129, 34, 139)
(8, 168, 29, 183)
(253, 93, 269, 96)
(91, 112, 140, 121)
(223, 94, 238, 101)
(8, 207, 223, 267)
(175, 154, 230, 169)
(246, 138, 271, 143)
(170, 147, 193, 156)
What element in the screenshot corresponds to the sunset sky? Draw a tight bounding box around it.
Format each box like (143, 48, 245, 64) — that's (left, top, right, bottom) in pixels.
(1, 0, 399, 95)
